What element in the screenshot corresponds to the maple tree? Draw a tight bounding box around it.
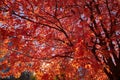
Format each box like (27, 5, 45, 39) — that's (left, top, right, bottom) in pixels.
(79, 0, 120, 80)
(0, 0, 120, 80)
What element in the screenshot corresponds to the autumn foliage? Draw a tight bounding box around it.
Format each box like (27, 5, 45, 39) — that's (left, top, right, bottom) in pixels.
(0, 0, 120, 80)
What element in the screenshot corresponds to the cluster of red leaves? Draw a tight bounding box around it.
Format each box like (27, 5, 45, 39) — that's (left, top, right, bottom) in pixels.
(1, 0, 119, 79)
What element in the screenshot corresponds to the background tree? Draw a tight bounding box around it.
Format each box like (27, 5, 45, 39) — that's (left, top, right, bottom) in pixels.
(0, 71, 36, 80)
(0, 0, 119, 80)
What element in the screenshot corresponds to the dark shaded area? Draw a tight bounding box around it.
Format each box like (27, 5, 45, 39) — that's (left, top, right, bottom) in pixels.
(0, 72, 36, 80)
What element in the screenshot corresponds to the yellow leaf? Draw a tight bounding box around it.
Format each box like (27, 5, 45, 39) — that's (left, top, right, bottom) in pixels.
(14, 72, 21, 78)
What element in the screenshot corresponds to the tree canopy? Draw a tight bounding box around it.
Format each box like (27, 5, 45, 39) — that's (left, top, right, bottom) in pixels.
(0, 0, 120, 80)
